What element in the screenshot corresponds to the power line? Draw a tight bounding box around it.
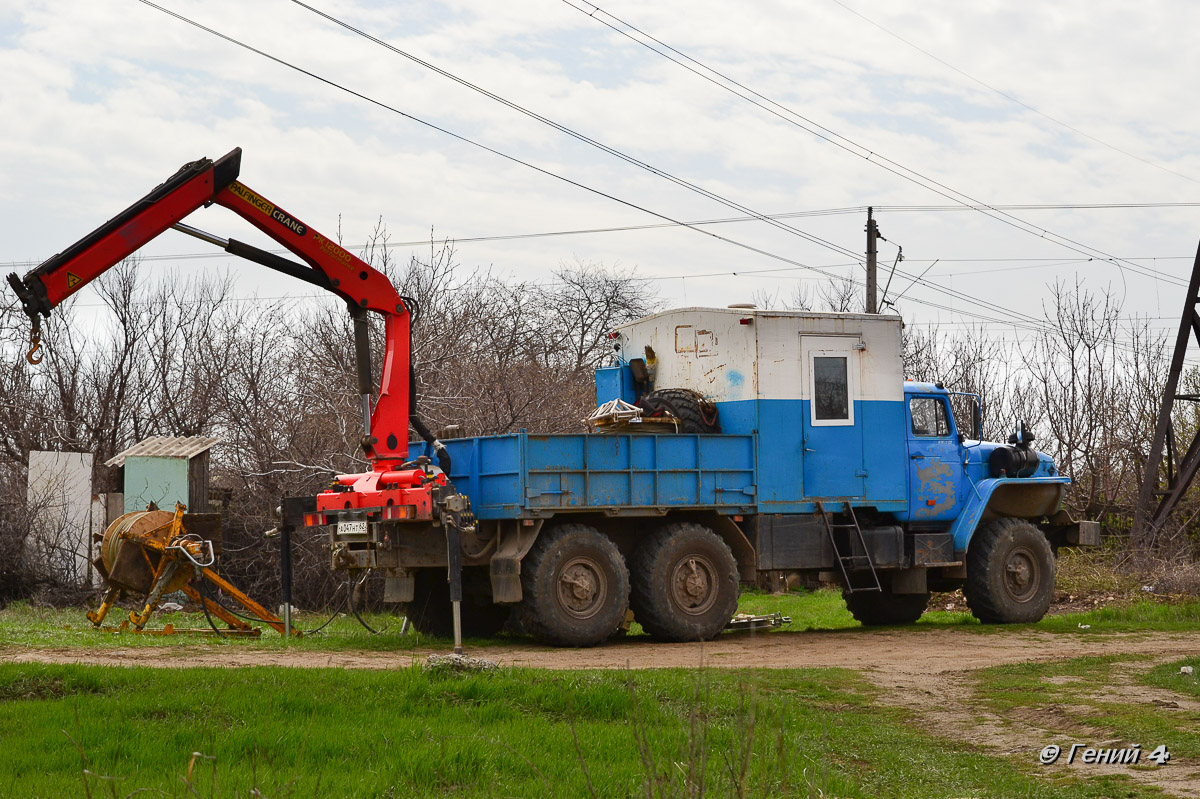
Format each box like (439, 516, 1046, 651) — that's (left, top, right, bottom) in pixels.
(275, 0, 1120, 332)
(827, 0, 1200, 186)
(9, 201, 1193, 268)
(874, 202, 1200, 212)
(273, 2, 1126, 337)
(130, 1, 1061, 334)
(562, 0, 1189, 289)
(286, 0, 864, 263)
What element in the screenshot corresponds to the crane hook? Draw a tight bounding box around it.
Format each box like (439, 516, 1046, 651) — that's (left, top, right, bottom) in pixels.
(26, 327, 42, 365)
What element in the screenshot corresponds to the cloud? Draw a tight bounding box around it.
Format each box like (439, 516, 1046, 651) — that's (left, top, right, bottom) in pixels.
(2, 0, 1198, 330)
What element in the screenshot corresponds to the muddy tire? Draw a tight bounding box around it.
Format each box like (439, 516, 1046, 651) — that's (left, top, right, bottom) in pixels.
(843, 589, 929, 626)
(517, 524, 629, 647)
(403, 567, 511, 639)
(638, 389, 720, 433)
(630, 522, 740, 642)
(964, 517, 1055, 624)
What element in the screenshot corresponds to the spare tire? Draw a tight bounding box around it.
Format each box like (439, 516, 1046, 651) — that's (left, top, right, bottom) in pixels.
(637, 388, 720, 433)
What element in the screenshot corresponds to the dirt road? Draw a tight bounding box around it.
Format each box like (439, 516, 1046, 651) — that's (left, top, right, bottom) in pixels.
(2, 627, 1195, 673)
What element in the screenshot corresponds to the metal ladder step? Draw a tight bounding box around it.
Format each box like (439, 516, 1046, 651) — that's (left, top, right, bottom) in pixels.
(817, 500, 882, 594)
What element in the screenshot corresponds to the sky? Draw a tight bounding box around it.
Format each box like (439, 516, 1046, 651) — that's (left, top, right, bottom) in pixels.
(3, 0, 1200, 345)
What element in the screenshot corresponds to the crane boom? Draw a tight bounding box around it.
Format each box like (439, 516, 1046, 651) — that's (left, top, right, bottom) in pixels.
(9, 147, 471, 652)
(7, 147, 417, 465)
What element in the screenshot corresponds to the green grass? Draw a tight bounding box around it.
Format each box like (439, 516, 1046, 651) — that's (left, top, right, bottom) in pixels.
(0, 662, 1169, 799)
(0, 601, 429, 652)
(1143, 656, 1200, 698)
(5, 591, 1200, 653)
(973, 654, 1200, 764)
(1031, 600, 1200, 634)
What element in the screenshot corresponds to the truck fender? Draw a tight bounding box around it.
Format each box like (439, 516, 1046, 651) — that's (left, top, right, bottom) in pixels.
(489, 518, 545, 604)
(948, 477, 1070, 552)
(704, 515, 758, 582)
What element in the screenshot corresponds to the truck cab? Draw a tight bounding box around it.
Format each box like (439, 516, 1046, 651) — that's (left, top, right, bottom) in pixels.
(900, 382, 1056, 522)
(902, 382, 967, 524)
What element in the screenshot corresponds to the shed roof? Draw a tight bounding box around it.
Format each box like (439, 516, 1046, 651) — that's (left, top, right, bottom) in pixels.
(104, 435, 220, 468)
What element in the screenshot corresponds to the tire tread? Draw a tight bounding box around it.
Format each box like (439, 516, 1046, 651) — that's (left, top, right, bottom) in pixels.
(630, 522, 739, 642)
(517, 523, 629, 647)
(964, 517, 1054, 624)
(639, 389, 719, 434)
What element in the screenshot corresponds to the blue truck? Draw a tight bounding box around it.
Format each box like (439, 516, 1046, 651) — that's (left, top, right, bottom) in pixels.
(329, 306, 1097, 647)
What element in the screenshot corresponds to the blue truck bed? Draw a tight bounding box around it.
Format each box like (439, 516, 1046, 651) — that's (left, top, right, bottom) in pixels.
(413, 432, 757, 519)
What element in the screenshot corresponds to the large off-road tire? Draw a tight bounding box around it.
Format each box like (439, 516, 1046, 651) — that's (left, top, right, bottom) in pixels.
(516, 524, 630, 647)
(843, 589, 929, 626)
(403, 567, 511, 639)
(964, 517, 1055, 624)
(630, 522, 740, 642)
(638, 389, 720, 433)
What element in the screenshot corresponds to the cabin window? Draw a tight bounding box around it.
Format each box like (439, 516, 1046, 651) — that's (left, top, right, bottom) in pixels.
(910, 397, 951, 437)
(802, 335, 859, 427)
(813, 356, 849, 420)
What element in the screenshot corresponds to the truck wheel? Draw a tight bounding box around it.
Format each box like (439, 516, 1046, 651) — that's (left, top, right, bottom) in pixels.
(964, 518, 1055, 624)
(843, 589, 929, 626)
(638, 389, 720, 433)
(630, 522, 740, 642)
(517, 524, 629, 647)
(404, 567, 511, 639)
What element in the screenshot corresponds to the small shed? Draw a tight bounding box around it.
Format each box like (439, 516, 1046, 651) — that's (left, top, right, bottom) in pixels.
(26, 450, 97, 585)
(105, 436, 220, 514)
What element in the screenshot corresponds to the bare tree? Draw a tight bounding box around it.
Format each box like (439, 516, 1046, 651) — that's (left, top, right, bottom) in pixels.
(4, 226, 1198, 603)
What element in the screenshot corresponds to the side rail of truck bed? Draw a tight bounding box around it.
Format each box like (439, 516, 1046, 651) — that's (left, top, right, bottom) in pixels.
(411, 432, 758, 518)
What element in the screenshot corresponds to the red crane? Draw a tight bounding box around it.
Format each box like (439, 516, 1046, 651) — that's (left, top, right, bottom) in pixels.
(8, 148, 471, 650)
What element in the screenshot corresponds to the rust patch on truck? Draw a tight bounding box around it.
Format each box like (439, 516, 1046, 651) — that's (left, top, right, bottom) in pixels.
(915, 461, 956, 517)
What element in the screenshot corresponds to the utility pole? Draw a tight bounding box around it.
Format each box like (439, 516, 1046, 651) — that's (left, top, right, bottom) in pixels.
(865, 207, 880, 313)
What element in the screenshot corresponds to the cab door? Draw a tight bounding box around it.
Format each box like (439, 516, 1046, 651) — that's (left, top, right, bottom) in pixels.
(906, 394, 962, 521)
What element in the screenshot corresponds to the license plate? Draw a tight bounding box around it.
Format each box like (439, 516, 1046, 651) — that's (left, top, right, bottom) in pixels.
(337, 520, 368, 537)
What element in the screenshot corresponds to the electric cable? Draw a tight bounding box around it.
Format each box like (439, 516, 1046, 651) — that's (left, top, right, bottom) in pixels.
(128, 1, 1040, 331)
(827, 0, 1200, 186)
(285, 0, 863, 263)
(190, 566, 359, 636)
(9, 203, 1195, 270)
(266, 1, 1129, 325)
(129, 1, 1169, 339)
(199, 576, 349, 635)
(285, 0, 1164, 324)
(196, 577, 227, 637)
(346, 570, 386, 634)
(289, 583, 352, 636)
(562, 0, 1186, 288)
(270, 0, 1196, 332)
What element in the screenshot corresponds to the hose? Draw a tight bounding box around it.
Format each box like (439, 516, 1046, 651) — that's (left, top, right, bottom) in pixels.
(398, 294, 451, 474)
(196, 578, 226, 638)
(408, 357, 451, 474)
(195, 572, 349, 636)
(346, 570, 387, 635)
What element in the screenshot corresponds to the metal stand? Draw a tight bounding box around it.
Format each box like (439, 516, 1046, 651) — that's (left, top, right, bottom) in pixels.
(281, 525, 293, 640)
(1134, 239, 1200, 548)
(445, 520, 464, 655)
